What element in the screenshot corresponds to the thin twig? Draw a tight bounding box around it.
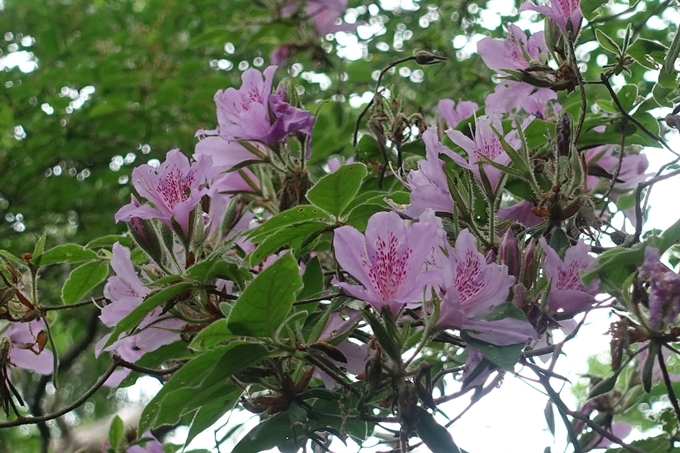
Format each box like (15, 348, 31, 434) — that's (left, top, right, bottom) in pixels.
(658, 345, 680, 423)
(0, 360, 119, 428)
(352, 56, 416, 154)
(600, 73, 678, 156)
(526, 361, 646, 453)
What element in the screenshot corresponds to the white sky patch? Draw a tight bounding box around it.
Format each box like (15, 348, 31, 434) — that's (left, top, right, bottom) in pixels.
(0, 50, 38, 72)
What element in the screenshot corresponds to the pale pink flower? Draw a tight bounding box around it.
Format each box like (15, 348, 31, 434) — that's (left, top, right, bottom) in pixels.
(400, 127, 455, 218)
(497, 200, 543, 228)
(96, 244, 183, 372)
(477, 25, 556, 115)
(445, 114, 521, 194)
(539, 238, 599, 312)
(314, 309, 370, 389)
(332, 211, 441, 315)
(1, 320, 54, 375)
(485, 80, 557, 116)
(202, 66, 315, 146)
(306, 0, 357, 34)
(437, 230, 535, 346)
(115, 150, 212, 237)
(438, 99, 477, 130)
(520, 0, 582, 34)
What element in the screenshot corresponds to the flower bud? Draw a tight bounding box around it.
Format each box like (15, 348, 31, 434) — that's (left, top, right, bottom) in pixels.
(128, 216, 165, 266)
(414, 50, 446, 65)
(521, 238, 538, 290)
(556, 113, 571, 157)
(500, 229, 520, 277)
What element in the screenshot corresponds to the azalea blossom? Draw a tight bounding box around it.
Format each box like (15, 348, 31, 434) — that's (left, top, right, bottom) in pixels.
(399, 127, 455, 218)
(438, 99, 478, 130)
(436, 229, 535, 346)
(0, 320, 54, 375)
(314, 309, 370, 389)
(332, 211, 440, 315)
(445, 114, 522, 195)
(477, 25, 556, 115)
(115, 150, 212, 237)
(539, 238, 599, 312)
(202, 66, 315, 146)
(520, 0, 582, 34)
(96, 243, 183, 370)
(497, 200, 543, 228)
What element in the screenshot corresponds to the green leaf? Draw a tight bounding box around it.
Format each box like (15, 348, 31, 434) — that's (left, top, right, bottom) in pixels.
(416, 407, 461, 453)
(580, 0, 609, 21)
(616, 84, 638, 112)
(356, 135, 381, 160)
(662, 26, 680, 85)
(185, 391, 241, 446)
(232, 412, 294, 453)
(296, 255, 324, 301)
(189, 319, 234, 351)
(109, 415, 125, 451)
(595, 29, 621, 55)
(228, 252, 303, 337)
(247, 206, 332, 243)
(182, 343, 269, 412)
(627, 39, 668, 70)
(32, 244, 98, 266)
(461, 332, 524, 371)
(103, 282, 193, 349)
(248, 221, 328, 266)
(32, 232, 47, 260)
(61, 261, 109, 304)
(139, 343, 238, 433)
(605, 436, 680, 453)
(119, 341, 192, 388)
(306, 163, 367, 218)
(86, 235, 133, 249)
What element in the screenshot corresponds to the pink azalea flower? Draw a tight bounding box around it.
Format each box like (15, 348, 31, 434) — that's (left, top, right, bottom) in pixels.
(326, 156, 354, 173)
(477, 24, 549, 74)
(1, 320, 54, 375)
(445, 114, 522, 194)
(211, 66, 277, 143)
(306, 0, 357, 34)
(485, 80, 557, 116)
(194, 136, 266, 170)
(314, 309, 371, 389)
(270, 45, 294, 66)
(519, 0, 583, 34)
(497, 200, 543, 228)
(438, 99, 478, 130)
(477, 25, 556, 115)
(539, 238, 599, 312)
(115, 150, 212, 237)
(96, 244, 183, 373)
(585, 145, 650, 192)
(127, 432, 164, 453)
(437, 230, 535, 346)
(400, 127, 455, 218)
(332, 211, 441, 315)
(204, 66, 315, 146)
